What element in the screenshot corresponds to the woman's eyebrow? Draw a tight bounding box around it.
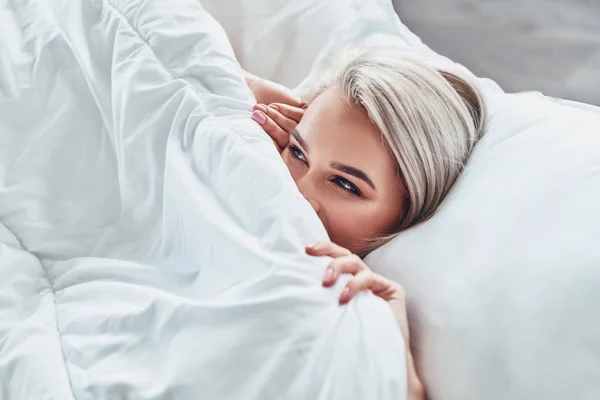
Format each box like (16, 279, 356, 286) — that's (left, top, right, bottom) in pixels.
(330, 162, 376, 190)
(290, 129, 309, 152)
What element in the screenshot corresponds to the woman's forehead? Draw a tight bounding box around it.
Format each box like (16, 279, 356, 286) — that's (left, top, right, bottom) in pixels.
(299, 89, 398, 178)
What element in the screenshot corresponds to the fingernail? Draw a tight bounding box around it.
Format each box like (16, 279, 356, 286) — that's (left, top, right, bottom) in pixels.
(268, 104, 279, 111)
(306, 242, 320, 250)
(251, 110, 266, 125)
(339, 286, 351, 303)
(323, 267, 334, 283)
(254, 104, 268, 113)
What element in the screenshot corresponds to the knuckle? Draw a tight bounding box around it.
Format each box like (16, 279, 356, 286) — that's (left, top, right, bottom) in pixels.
(318, 241, 332, 252)
(334, 258, 351, 273)
(347, 283, 359, 294)
(347, 276, 361, 288)
(266, 111, 279, 124)
(360, 271, 374, 287)
(329, 258, 341, 271)
(351, 275, 369, 291)
(350, 254, 364, 268)
(336, 246, 351, 256)
(268, 107, 281, 119)
(270, 110, 289, 126)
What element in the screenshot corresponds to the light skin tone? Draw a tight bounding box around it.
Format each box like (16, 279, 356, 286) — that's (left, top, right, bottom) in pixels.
(255, 87, 405, 253)
(246, 74, 424, 400)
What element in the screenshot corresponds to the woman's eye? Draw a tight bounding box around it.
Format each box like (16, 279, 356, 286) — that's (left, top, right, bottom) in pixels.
(332, 176, 361, 196)
(288, 145, 307, 163)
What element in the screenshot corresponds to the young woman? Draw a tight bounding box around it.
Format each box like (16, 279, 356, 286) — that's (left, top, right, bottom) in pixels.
(246, 48, 486, 399)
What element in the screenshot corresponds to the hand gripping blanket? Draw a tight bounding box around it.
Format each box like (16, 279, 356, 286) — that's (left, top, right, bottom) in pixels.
(0, 0, 407, 399)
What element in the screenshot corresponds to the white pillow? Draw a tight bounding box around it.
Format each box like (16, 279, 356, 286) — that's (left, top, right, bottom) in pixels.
(200, 0, 504, 94)
(202, 1, 600, 399)
(367, 94, 600, 400)
(200, 0, 426, 87)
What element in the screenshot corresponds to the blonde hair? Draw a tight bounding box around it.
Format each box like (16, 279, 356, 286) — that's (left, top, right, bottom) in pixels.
(305, 48, 486, 255)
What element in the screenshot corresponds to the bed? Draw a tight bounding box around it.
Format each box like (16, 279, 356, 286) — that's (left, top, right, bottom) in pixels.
(1, 0, 599, 399)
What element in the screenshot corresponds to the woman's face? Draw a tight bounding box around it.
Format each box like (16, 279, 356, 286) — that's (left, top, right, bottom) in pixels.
(282, 88, 406, 254)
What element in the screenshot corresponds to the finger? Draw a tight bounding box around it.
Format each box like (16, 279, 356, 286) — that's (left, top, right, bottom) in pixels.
(254, 103, 298, 134)
(268, 103, 305, 122)
(306, 241, 352, 258)
(261, 104, 298, 132)
(339, 270, 376, 304)
(341, 269, 405, 304)
(251, 110, 289, 151)
(322, 254, 366, 287)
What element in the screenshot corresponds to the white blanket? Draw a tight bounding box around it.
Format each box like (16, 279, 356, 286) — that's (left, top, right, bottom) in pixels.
(0, 0, 408, 398)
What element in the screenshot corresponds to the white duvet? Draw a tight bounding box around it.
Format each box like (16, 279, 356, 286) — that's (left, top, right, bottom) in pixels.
(0, 0, 408, 399)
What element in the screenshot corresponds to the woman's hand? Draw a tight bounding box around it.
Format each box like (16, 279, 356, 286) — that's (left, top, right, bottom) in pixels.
(244, 70, 306, 151)
(245, 70, 304, 108)
(306, 241, 425, 400)
(251, 103, 304, 152)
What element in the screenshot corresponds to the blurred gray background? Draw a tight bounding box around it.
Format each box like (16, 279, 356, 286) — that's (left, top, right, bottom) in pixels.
(393, 0, 600, 106)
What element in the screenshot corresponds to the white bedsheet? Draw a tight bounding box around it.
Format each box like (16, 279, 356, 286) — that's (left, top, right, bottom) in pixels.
(0, 0, 408, 398)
